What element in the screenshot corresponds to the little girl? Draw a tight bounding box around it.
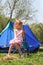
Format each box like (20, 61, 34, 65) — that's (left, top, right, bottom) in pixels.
(8, 19, 25, 58)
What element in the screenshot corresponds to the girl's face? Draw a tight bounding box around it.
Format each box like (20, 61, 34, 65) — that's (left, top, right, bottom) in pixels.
(15, 20, 22, 29)
(17, 24, 22, 29)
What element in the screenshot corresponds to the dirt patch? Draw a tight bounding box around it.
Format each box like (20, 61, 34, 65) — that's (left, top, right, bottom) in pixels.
(0, 55, 19, 61)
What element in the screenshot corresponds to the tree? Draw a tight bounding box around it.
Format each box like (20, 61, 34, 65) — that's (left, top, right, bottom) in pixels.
(4, 0, 34, 21)
(30, 23, 43, 44)
(0, 0, 4, 15)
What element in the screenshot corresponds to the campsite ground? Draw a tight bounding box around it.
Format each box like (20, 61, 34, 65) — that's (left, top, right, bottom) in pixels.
(0, 51, 43, 65)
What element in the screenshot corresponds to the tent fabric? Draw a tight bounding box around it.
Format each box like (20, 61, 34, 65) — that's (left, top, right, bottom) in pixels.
(0, 22, 40, 52)
(0, 22, 10, 35)
(23, 25, 40, 51)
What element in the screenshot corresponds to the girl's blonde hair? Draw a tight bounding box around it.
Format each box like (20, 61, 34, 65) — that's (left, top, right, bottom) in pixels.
(15, 19, 22, 25)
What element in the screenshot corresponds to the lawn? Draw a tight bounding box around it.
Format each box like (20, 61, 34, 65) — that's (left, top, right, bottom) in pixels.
(0, 51, 43, 65)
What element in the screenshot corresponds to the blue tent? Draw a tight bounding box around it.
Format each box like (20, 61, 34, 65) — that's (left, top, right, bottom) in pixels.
(0, 22, 40, 52)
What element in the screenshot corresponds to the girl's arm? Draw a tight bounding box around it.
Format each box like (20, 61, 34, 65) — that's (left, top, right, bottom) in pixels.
(16, 30, 23, 37)
(16, 30, 25, 38)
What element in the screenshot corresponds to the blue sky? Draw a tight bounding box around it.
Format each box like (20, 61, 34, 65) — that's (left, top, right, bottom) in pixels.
(2, 0, 43, 23)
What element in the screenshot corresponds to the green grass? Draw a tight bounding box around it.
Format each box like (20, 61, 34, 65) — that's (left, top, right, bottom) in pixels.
(0, 51, 43, 65)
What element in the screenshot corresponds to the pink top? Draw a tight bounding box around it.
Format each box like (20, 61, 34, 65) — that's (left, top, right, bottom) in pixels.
(14, 29, 23, 41)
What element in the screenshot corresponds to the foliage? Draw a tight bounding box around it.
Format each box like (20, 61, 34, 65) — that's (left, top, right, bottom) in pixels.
(30, 23, 43, 43)
(0, 15, 15, 32)
(0, 15, 9, 32)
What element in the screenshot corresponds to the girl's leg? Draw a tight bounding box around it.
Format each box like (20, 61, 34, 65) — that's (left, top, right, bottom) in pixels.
(8, 44, 14, 55)
(14, 43, 23, 57)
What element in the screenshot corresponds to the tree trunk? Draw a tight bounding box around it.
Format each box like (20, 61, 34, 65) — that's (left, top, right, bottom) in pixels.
(8, 0, 19, 22)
